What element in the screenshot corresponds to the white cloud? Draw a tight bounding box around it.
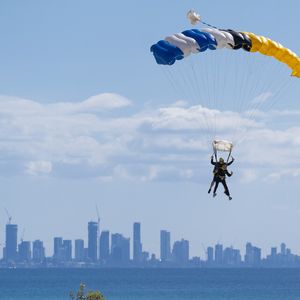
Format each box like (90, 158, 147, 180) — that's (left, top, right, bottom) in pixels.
(0, 93, 299, 182)
(51, 93, 132, 114)
(239, 169, 258, 184)
(170, 100, 188, 107)
(271, 110, 300, 117)
(265, 168, 300, 182)
(26, 160, 52, 175)
(149, 105, 260, 131)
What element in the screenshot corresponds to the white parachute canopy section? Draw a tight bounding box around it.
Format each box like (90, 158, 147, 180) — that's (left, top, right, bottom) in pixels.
(212, 140, 233, 152)
(187, 10, 201, 25)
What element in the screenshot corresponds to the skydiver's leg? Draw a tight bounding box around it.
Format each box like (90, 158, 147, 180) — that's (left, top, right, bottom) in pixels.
(213, 180, 220, 197)
(208, 178, 215, 193)
(221, 180, 231, 198)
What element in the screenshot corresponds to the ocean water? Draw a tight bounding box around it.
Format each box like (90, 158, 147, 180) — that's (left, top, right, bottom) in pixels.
(0, 268, 300, 300)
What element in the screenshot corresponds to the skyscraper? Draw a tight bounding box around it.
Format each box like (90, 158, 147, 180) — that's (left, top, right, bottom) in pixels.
(5, 224, 18, 261)
(281, 242, 286, 256)
(63, 240, 72, 261)
(172, 239, 189, 265)
(271, 247, 277, 257)
(18, 241, 31, 262)
(111, 233, 130, 264)
(133, 222, 142, 262)
(88, 221, 98, 262)
(207, 246, 214, 263)
(32, 240, 45, 263)
(223, 247, 241, 266)
(75, 239, 84, 261)
(100, 231, 110, 262)
(53, 237, 63, 259)
(215, 244, 223, 265)
(245, 242, 261, 266)
(160, 230, 171, 262)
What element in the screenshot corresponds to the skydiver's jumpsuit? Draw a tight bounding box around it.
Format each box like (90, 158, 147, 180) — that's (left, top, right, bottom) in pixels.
(213, 166, 232, 196)
(210, 158, 233, 196)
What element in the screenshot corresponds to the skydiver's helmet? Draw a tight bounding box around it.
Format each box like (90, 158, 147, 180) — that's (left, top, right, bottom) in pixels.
(219, 158, 224, 164)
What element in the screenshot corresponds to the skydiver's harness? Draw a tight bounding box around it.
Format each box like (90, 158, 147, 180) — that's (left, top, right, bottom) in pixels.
(213, 164, 227, 181)
(212, 148, 232, 181)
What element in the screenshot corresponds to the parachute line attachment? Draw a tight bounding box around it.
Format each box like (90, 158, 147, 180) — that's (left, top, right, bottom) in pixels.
(187, 10, 218, 29)
(212, 140, 233, 163)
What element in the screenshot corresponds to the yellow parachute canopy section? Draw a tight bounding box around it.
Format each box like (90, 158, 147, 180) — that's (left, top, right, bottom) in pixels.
(243, 32, 300, 78)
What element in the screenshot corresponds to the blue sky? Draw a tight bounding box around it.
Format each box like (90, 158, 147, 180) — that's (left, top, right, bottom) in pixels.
(1, 0, 300, 258)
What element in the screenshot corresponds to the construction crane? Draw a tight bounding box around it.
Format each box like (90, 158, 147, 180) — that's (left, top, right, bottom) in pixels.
(4, 208, 12, 224)
(96, 204, 100, 233)
(96, 204, 101, 260)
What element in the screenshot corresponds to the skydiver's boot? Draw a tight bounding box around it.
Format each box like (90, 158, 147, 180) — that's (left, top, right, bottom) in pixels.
(208, 180, 215, 194)
(213, 193, 217, 197)
(228, 196, 232, 201)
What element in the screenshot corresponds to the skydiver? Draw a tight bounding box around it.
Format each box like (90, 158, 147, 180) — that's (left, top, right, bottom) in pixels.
(208, 156, 234, 200)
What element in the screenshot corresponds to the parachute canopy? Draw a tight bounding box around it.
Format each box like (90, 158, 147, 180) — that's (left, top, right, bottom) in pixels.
(212, 140, 233, 152)
(187, 10, 201, 25)
(150, 28, 300, 77)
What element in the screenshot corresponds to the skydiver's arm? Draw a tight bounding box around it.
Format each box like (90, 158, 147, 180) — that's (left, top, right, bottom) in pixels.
(226, 170, 233, 177)
(211, 156, 216, 165)
(227, 157, 234, 166)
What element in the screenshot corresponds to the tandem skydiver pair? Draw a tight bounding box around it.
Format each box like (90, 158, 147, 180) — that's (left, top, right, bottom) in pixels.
(208, 155, 234, 201)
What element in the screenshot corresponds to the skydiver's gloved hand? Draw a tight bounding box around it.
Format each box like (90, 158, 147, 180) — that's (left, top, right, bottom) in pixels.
(232, 157, 235, 161)
(231, 171, 233, 176)
(211, 155, 214, 160)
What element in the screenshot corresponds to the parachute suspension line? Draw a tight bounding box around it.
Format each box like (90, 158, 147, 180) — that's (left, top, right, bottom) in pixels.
(160, 65, 183, 97)
(207, 53, 218, 142)
(262, 79, 295, 112)
(226, 149, 232, 164)
(174, 62, 195, 101)
(209, 52, 219, 141)
(244, 77, 292, 129)
(239, 53, 267, 114)
(232, 52, 284, 145)
(230, 51, 245, 141)
(184, 58, 212, 146)
(162, 60, 214, 154)
(211, 50, 219, 140)
(207, 52, 220, 142)
(214, 148, 218, 162)
(186, 10, 219, 29)
(233, 52, 261, 142)
(188, 50, 229, 149)
(244, 58, 292, 116)
(234, 77, 293, 146)
(192, 53, 214, 143)
(217, 49, 233, 112)
(187, 57, 213, 145)
(200, 21, 218, 30)
(161, 62, 213, 155)
(184, 55, 212, 148)
(236, 52, 254, 114)
(221, 50, 242, 144)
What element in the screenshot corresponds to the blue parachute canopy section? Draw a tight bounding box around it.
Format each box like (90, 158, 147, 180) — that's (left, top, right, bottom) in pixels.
(150, 40, 184, 65)
(182, 29, 217, 51)
(150, 29, 217, 65)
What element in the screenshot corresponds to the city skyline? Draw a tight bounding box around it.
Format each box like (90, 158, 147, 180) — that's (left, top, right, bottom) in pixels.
(1, 202, 300, 259)
(2, 217, 299, 268)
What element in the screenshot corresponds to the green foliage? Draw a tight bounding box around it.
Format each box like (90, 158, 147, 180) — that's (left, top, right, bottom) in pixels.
(87, 291, 105, 300)
(70, 283, 105, 300)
